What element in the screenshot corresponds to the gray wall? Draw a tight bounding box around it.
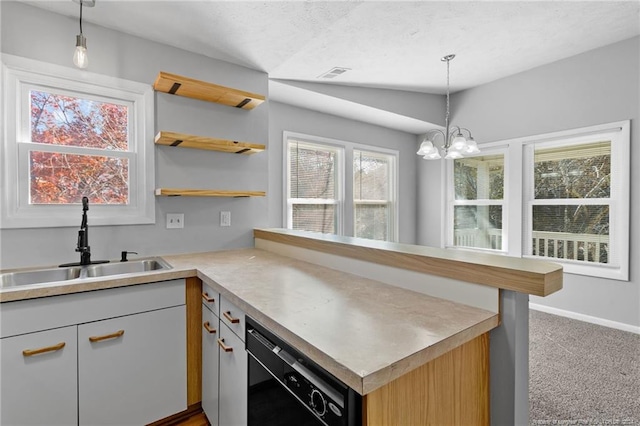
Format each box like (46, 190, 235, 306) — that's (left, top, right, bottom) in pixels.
(0, 2, 268, 268)
(268, 101, 418, 244)
(418, 37, 640, 329)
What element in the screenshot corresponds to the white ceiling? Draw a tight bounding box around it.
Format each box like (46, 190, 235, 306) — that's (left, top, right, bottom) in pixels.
(18, 0, 640, 94)
(16, 0, 640, 134)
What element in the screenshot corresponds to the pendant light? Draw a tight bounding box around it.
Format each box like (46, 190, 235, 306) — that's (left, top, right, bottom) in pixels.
(417, 54, 480, 160)
(72, 0, 95, 69)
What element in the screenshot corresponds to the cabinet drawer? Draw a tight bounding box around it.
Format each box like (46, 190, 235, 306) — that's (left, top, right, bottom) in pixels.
(1, 326, 78, 426)
(220, 295, 245, 341)
(1, 279, 185, 338)
(201, 283, 219, 317)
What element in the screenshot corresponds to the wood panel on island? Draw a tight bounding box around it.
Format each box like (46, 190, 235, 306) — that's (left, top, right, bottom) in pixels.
(153, 72, 266, 199)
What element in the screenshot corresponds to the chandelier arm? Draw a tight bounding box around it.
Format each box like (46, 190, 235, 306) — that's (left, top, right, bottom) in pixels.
(455, 127, 474, 138)
(425, 129, 446, 147)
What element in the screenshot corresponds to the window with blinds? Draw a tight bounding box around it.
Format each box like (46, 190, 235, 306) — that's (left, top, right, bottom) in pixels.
(287, 140, 342, 234)
(284, 132, 398, 242)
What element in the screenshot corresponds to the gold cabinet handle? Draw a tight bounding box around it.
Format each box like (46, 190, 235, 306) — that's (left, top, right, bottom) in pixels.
(89, 329, 125, 343)
(223, 311, 240, 324)
(202, 292, 215, 303)
(203, 321, 217, 334)
(22, 342, 66, 357)
(217, 338, 233, 352)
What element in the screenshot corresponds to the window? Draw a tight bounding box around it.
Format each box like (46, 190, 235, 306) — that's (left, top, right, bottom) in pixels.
(286, 140, 342, 234)
(446, 121, 629, 280)
(284, 132, 398, 241)
(449, 153, 505, 251)
(1, 54, 154, 228)
(353, 150, 396, 241)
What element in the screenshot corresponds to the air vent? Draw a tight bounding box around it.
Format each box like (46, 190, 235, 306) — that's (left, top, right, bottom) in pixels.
(318, 67, 351, 79)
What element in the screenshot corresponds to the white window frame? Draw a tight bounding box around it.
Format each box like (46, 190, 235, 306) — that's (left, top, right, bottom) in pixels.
(285, 135, 345, 235)
(1, 54, 155, 228)
(445, 147, 508, 254)
(444, 121, 629, 281)
(283, 131, 399, 241)
(353, 148, 398, 242)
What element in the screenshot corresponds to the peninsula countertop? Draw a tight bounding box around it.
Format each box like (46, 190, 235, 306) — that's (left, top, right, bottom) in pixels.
(0, 247, 499, 395)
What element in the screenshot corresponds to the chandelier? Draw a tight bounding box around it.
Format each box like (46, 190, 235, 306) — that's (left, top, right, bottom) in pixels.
(417, 54, 480, 160)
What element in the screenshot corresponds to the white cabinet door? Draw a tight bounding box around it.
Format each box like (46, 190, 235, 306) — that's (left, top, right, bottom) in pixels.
(0, 326, 77, 426)
(78, 305, 186, 426)
(202, 304, 220, 425)
(218, 321, 247, 426)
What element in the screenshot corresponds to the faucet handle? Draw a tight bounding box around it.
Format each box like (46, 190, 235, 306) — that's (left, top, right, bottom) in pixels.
(120, 251, 138, 262)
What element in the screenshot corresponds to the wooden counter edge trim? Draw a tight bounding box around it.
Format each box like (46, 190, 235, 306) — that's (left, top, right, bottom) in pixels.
(360, 314, 499, 395)
(185, 277, 202, 406)
(254, 229, 563, 297)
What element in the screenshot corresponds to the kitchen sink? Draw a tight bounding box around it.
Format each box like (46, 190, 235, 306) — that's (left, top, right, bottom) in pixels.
(85, 258, 172, 278)
(0, 258, 172, 289)
(0, 267, 83, 288)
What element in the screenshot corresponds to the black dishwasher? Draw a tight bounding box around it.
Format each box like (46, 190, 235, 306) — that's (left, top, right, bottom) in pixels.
(246, 316, 361, 426)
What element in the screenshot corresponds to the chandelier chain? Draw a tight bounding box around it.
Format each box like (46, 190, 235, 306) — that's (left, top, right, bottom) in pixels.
(445, 57, 450, 142)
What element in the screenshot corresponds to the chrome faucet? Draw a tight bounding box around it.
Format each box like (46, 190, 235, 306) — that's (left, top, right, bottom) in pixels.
(76, 196, 91, 265)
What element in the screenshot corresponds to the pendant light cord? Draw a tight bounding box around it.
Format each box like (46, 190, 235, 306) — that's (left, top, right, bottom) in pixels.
(79, 1, 84, 35)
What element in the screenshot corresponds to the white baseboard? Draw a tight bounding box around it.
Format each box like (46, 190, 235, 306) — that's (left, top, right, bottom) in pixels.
(529, 303, 640, 335)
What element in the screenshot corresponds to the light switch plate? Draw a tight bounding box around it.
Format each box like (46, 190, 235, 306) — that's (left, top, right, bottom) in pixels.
(166, 213, 184, 229)
(220, 211, 231, 227)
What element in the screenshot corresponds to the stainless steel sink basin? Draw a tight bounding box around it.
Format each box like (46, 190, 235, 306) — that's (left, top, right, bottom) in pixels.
(0, 258, 172, 289)
(0, 267, 82, 288)
(85, 258, 172, 278)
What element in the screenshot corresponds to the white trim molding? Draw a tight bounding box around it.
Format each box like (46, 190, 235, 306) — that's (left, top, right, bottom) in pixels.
(1, 54, 155, 228)
(530, 302, 640, 335)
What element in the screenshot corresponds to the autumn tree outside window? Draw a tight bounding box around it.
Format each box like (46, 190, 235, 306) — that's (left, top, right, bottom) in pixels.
(1, 54, 154, 228)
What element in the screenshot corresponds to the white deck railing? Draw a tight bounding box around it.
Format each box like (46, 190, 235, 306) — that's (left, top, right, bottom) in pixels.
(454, 229, 609, 263)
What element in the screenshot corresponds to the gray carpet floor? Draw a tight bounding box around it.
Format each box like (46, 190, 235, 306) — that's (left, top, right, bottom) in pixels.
(529, 309, 640, 425)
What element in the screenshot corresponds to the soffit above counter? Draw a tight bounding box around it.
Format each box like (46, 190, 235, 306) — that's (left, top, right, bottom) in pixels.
(269, 79, 443, 135)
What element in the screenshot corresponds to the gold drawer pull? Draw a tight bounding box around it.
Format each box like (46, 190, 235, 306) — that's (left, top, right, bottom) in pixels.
(23, 342, 66, 357)
(202, 292, 215, 303)
(223, 311, 240, 324)
(217, 338, 233, 352)
(203, 321, 217, 334)
(89, 329, 125, 343)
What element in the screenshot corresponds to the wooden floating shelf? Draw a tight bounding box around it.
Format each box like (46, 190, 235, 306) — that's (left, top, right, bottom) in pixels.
(155, 188, 266, 198)
(153, 71, 265, 110)
(155, 131, 265, 155)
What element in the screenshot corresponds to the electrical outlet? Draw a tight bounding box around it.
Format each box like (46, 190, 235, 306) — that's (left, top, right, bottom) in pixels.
(166, 213, 184, 229)
(220, 211, 231, 227)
